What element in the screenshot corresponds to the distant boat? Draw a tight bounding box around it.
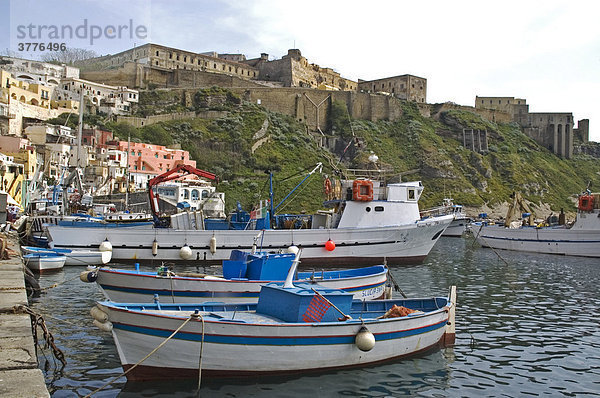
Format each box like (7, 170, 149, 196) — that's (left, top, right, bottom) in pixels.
(23, 252, 66, 273)
(21, 246, 111, 266)
(93, 281, 457, 380)
(475, 191, 600, 257)
(89, 250, 388, 303)
(442, 199, 468, 237)
(422, 198, 468, 237)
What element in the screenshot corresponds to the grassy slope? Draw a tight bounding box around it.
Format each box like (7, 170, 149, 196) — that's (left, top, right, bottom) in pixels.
(108, 90, 600, 216)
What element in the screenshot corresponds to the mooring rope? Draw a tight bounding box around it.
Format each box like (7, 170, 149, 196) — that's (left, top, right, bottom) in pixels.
(84, 313, 197, 398)
(195, 312, 205, 393)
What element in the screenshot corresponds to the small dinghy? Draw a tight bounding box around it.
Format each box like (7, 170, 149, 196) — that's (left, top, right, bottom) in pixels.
(23, 252, 66, 273)
(86, 249, 388, 303)
(92, 251, 457, 380)
(21, 246, 111, 266)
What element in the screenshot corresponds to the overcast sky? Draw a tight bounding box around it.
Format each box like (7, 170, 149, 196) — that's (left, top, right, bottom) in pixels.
(3, 0, 600, 140)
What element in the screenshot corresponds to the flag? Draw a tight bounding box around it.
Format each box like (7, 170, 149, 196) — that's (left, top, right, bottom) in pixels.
(302, 294, 332, 323)
(250, 205, 267, 220)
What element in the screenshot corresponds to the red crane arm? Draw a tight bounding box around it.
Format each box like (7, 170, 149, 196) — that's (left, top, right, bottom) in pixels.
(148, 164, 217, 219)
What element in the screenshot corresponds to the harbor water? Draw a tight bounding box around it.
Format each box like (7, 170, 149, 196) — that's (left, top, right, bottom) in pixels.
(30, 236, 600, 397)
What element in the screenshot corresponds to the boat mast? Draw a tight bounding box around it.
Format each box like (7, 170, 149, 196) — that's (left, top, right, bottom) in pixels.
(125, 133, 130, 210)
(76, 90, 84, 168)
(269, 171, 274, 223)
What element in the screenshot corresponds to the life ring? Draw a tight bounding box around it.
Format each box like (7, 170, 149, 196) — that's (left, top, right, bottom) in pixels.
(323, 178, 332, 196)
(578, 195, 594, 212)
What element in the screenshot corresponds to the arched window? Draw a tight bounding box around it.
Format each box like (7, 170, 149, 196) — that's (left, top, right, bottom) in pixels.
(191, 189, 199, 200)
(201, 190, 209, 199)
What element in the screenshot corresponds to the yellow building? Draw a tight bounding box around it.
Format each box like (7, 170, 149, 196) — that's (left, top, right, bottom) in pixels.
(0, 69, 79, 135)
(1, 70, 53, 108)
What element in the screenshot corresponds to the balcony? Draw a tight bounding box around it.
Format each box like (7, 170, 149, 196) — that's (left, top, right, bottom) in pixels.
(0, 104, 16, 119)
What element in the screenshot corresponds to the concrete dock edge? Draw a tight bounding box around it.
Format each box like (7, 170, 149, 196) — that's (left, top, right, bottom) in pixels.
(0, 233, 50, 398)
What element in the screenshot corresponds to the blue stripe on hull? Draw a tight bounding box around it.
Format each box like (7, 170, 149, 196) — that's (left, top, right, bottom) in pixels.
(112, 319, 447, 346)
(99, 281, 386, 298)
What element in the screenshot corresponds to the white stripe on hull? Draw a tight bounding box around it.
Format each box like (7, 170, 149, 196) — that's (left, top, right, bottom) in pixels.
(47, 216, 452, 265)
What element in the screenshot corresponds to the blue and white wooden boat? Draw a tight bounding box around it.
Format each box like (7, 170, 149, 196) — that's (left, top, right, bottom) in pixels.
(94, 279, 456, 380)
(23, 252, 66, 273)
(89, 250, 388, 303)
(21, 246, 112, 266)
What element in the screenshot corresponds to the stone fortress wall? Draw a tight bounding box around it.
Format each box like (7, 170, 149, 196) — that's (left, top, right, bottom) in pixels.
(77, 44, 587, 159)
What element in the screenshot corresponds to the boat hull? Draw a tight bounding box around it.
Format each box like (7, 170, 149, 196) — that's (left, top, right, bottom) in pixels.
(442, 217, 467, 237)
(23, 253, 66, 272)
(46, 216, 453, 266)
(96, 266, 388, 303)
(21, 246, 112, 266)
(475, 224, 600, 257)
(98, 298, 450, 380)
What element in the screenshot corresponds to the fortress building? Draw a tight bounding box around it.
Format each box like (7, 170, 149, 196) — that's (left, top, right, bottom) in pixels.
(358, 75, 427, 103)
(476, 96, 574, 158)
(76, 45, 361, 92)
(244, 49, 357, 91)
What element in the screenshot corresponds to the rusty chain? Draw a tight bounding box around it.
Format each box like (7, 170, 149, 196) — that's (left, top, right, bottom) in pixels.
(13, 305, 67, 367)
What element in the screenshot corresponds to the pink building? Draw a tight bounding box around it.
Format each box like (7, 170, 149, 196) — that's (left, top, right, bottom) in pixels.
(118, 141, 197, 188)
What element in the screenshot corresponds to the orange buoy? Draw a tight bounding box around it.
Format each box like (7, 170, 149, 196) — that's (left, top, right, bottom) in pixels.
(325, 240, 335, 251)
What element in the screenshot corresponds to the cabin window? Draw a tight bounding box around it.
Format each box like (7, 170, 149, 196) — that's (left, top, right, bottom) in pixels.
(374, 206, 384, 212)
(365, 207, 371, 212)
(408, 189, 415, 200)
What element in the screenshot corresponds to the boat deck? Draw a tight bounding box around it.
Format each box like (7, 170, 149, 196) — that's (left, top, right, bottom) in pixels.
(141, 309, 285, 324)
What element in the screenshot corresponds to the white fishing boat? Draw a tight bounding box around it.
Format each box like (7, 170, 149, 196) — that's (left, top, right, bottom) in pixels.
(92, 254, 456, 381)
(21, 246, 112, 266)
(442, 200, 468, 237)
(23, 252, 66, 272)
(422, 198, 468, 237)
(46, 179, 453, 266)
(85, 249, 388, 303)
(475, 191, 600, 257)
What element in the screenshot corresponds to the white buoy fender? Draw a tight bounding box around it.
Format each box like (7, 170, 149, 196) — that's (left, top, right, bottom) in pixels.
(180, 244, 193, 260)
(209, 236, 217, 254)
(99, 239, 112, 252)
(152, 240, 158, 256)
(93, 319, 113, 332)
(286, 245, 299, 255)
(80, 270, 98, 283)
(90, 305, 108, 323)
(384, 285, 392, 299)
(355, 325, 376, 352)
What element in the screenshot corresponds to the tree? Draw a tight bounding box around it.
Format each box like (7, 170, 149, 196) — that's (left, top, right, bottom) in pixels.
(41, 48, 98, 65)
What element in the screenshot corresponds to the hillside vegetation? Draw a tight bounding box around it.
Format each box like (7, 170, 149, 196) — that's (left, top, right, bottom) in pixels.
(56, 88, 600, 217)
